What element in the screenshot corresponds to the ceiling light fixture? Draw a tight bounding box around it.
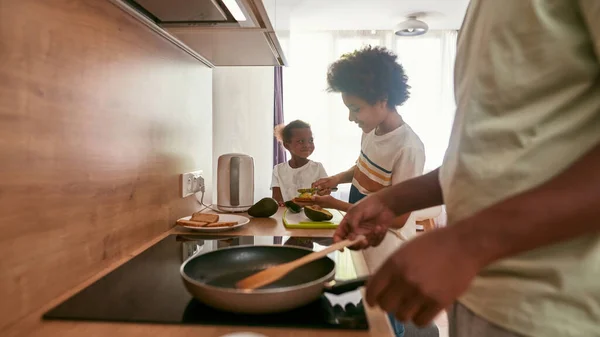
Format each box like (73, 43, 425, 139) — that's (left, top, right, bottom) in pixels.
(394, 16, 428, 36)
(222, 0, 246, 21)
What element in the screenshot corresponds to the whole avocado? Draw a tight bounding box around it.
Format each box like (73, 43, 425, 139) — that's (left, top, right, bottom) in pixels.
(304, 205, 333, 221)
(247, 197, 278, 218)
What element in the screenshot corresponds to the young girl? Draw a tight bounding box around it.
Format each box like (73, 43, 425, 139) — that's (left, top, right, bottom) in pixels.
(271, 120, 329, 205)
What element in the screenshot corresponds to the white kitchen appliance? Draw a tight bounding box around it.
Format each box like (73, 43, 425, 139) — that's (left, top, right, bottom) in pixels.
(217, 153, 254, 212)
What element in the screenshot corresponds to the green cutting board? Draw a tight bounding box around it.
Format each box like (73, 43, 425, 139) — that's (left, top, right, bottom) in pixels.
(282, 208, 345, 229)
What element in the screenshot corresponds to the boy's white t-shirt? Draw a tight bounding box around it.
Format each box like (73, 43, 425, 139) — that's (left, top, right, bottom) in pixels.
(270, 160, 328, 202)
(353, 124, 426, 272)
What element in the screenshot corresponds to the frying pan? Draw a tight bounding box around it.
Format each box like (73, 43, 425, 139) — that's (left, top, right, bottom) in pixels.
(180, 245, 368, 314)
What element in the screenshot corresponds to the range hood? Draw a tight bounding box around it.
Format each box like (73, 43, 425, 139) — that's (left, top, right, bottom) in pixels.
(124, 0, 248, 26)
(110, 0, 287, 67)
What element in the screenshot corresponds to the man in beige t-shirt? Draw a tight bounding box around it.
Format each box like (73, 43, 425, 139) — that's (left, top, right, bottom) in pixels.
(334, 1, 600, 336)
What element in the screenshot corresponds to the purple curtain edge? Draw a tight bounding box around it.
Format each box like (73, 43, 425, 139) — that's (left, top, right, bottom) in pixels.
(273, 66, 287, 167)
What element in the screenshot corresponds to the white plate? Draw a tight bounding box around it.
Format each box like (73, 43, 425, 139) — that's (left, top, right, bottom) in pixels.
(177, 214, 250, 232)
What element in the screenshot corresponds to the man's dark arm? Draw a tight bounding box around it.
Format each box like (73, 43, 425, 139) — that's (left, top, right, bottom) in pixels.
(377, 168, 444, 217)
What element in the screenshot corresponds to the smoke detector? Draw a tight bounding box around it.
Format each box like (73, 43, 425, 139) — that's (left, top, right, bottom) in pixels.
(394, 16, 429, 36)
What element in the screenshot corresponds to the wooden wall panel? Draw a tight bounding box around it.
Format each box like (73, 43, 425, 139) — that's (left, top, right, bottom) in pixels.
(0, 0, 212, 329)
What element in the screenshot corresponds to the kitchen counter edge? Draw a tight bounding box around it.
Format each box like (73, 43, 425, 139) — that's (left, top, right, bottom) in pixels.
(3, 217, 393, 337)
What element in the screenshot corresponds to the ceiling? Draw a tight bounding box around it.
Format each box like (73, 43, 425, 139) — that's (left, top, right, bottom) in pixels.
(267, 0, 470, 31)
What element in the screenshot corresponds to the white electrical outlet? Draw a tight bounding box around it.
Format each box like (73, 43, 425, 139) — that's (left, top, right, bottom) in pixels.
(181, 170, 204, 198)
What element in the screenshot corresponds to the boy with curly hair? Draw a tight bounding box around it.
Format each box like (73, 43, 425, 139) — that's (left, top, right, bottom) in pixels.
(305, 45, 427, 337)
(309, 45, 425, 238)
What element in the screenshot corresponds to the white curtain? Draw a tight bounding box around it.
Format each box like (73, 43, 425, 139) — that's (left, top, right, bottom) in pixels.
(279, 30, 457, 200)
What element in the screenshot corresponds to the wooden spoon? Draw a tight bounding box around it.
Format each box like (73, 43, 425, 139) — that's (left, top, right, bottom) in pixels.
(235, 235, 366, 290)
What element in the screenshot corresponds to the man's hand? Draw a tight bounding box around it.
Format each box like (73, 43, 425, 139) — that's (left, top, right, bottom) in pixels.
(333, 194, 396, 249)
(366, 226, 482, 327)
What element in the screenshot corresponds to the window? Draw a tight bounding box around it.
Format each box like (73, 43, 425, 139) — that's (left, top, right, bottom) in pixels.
(279, 30, 457, 200)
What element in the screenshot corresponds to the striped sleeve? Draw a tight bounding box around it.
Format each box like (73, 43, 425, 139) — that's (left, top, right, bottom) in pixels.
(352, 150, 393, 194)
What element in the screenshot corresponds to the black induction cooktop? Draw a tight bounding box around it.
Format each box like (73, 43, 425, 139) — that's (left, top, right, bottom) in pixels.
(43, 234, 369, 330)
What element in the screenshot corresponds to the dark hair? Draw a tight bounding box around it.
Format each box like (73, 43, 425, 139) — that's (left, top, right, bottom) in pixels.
(274, 120, 311, 143)
(326, 45, 410, 108)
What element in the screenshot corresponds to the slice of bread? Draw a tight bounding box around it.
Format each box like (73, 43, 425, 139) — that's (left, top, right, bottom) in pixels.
(190, 212, 219, 223)
(205, 222, 237, 227)
(177, 219, 209, 227)
(293, 197, 313, 203)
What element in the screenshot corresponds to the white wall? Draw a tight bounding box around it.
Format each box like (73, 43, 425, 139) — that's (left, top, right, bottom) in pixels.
(212, 67, 274, 204)
(187, 67, 214, 205)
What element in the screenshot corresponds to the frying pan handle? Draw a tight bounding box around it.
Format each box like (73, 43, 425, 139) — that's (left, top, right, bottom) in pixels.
(323, 275, 369, 295)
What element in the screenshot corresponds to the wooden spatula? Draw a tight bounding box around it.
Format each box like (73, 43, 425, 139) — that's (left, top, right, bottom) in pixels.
(235, 235, 366, 290)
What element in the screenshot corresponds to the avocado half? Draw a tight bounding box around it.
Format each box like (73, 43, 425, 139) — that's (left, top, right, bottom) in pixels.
(284, 200, 302, 213)
(304, 205, 333, 221)
(247, 197, 278, 218)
